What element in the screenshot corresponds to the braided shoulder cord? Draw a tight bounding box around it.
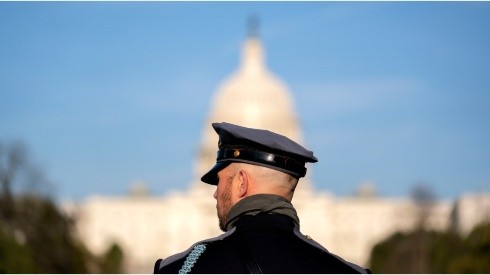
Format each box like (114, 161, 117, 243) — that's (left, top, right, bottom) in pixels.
(178, 244, 207, 274)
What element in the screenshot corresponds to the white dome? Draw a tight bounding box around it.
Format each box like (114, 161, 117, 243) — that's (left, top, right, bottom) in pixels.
(212, 37, 300, 139)
(192, 35, 312, 195)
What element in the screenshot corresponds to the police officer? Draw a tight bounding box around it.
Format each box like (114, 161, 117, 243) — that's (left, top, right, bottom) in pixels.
(154, 122, 370, 274)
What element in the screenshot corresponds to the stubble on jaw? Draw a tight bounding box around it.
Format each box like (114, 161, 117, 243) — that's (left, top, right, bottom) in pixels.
(217, 175, 234, 232)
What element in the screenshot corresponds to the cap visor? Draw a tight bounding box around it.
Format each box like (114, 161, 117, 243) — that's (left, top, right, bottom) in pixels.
(201, 162, 230, 185)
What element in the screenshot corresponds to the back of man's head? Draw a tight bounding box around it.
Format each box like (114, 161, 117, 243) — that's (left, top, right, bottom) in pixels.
(233, 163, 299, 201)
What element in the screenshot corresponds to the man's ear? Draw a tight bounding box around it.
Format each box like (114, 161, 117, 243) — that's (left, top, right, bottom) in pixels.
(237, 170, 249, 198)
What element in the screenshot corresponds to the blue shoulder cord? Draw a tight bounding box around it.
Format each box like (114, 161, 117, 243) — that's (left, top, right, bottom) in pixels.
(178, 244, 207, 274)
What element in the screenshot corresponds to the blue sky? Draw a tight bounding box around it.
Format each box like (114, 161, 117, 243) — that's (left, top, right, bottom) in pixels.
(1, 2, 489, 202)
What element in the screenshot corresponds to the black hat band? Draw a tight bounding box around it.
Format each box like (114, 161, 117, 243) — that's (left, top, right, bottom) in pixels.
(217, 148, 307, 178)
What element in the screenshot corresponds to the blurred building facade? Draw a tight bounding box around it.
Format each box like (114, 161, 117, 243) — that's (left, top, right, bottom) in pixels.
(63, 32, 490, 273)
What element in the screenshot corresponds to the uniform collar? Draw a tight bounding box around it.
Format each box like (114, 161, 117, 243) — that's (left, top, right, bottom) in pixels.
(225, 194, 300, 231)
(234, 213, 297, 232)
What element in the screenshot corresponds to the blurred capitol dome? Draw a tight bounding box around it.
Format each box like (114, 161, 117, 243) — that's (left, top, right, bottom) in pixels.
(193, 25, 313, 196)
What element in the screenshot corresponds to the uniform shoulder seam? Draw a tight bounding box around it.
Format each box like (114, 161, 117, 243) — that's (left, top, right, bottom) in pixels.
(293, 227, 368, 273)
(156, 228, 236, 271)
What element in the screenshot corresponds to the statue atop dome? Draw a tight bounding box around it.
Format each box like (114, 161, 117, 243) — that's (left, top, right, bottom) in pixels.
(247, 14, 260, 38)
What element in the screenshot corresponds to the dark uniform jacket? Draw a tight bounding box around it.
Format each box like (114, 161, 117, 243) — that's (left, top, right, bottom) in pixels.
(154, 213, 369, 273)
